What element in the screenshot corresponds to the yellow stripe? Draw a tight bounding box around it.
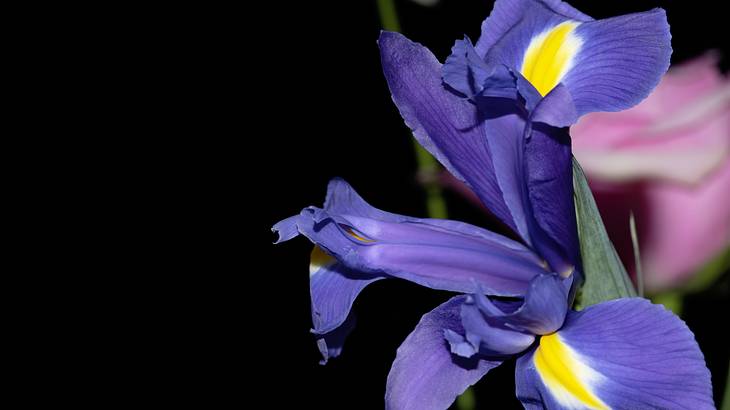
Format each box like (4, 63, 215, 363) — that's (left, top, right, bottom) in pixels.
(310, 246, 335, 276)
(343, 226, 375, 243)
(521, 21, 581, 96)
(534, 333, 609, 410)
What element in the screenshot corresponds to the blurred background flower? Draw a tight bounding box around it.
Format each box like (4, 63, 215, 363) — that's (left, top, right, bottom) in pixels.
(571, 55, 730, 293)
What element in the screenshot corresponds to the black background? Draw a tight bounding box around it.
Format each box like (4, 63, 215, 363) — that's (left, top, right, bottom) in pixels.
(255, 1, 729, 408)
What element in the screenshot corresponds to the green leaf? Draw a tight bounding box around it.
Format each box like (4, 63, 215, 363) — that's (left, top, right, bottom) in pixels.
(572, 158, 636, 310)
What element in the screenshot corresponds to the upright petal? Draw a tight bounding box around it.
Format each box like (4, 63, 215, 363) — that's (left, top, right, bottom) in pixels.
(274, 179, 548, 297)
(516, 298, 713, 409)
(378, 31, 518, 234)
(525, 123, 579, 273)
(479, 101, 577, 274)
(386, 296, 502, 410)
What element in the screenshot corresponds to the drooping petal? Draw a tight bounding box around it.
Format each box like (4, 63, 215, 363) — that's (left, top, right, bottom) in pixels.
(378, 31, 518, 234)
(477, 1, 670, 120)
(308, 246, 382, 335)
(386, 296, 502, 410)
(515, 298, 714, 410)
(274, 216, 383, 359)
(274, 179, 548, 297)
(316, 312, 357, 365)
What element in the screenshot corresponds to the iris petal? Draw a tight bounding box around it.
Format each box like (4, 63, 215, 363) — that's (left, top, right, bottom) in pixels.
(475, 0, 670, 123)
(565, 9, 672, 116)
(378, 31, 519, 235)
(386, 296, 502, 410)
(274, 178, 548, 297)
(516, 298, 713, 409)
(462, 273, 569, 342)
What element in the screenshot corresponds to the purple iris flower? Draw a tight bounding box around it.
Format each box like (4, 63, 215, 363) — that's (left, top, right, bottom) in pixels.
(274, 0, 713, 408)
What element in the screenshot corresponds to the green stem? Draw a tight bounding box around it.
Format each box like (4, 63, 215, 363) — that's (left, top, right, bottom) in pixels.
(377, 0, 401, 32)
(376, 0, 448, 220)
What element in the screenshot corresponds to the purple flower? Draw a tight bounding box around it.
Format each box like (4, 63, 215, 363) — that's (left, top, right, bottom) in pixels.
(390, 292, 712, 409)
(274, 0, 712, 408)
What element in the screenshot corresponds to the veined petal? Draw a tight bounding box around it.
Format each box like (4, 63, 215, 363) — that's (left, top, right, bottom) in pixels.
(274, 216, 383, 361)
(516, 298, 713, 409)
(479, 103, 577, 274)
(479, 0, 584, 98)
(564, 9, 672, 117)
(309, 247, 382, 335)
(479, 2, 670, 120)
(386, 296, 502, 410)
(475, 0, 592, 58)
(525, 123, 579, 274)
(378, 31, 519, 234)
(274, 179, 548, 297)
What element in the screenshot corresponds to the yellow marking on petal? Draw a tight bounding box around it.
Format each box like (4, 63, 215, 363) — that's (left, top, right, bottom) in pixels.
(534, 333, 609, 410)
(560, 265, 575, 279)
(343, 226, 376, 243)
(521, 21, 582, 96)
(310, 246, 335, 276)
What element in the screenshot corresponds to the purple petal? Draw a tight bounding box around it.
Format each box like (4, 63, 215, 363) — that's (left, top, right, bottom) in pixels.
(525, 123, 579, 274)
(443, 37, 519, 101)
(566, 9, 672, 116)
(476, 1, 670, 122)
(453, 298, 536, 357)
(386, 296, 501, 410)
(516, 298, 713, 409)
(480, 104, 577, 274)
(481, 105, 533, 246)
(316, 312, 357, 365)
(479, 1, 579, 76)
(309, 257, 382, 335)
(531, 83, 577, 127)
(475, 0, 592, 58)
(378, 31, 518, 234)
(463, 273, 569, 344)
(274, 179, 547, 297)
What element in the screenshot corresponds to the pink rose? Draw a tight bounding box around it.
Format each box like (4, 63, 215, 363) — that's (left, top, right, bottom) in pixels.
(572, 54, 730, 292)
